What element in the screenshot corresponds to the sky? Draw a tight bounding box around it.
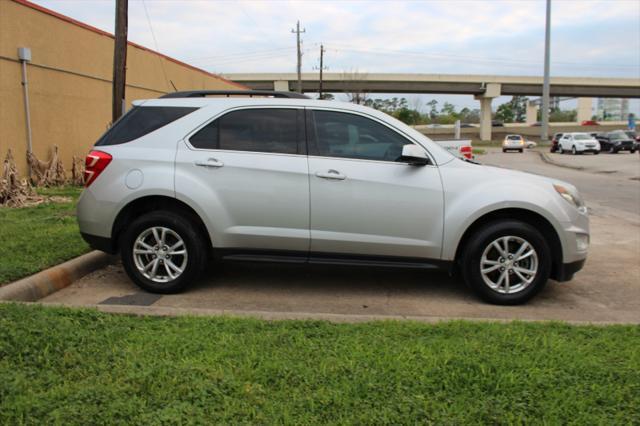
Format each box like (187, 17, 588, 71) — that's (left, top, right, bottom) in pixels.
(31, 0, 640, 114)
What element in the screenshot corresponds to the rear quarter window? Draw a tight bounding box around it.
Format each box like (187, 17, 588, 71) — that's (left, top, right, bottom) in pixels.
(96, 106, 197, 146)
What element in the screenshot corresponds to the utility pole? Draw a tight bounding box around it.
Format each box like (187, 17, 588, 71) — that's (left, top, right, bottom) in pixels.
(541, 0, 551, 142)
(315, 44, 327, 99)
(112, 0, 128, 123)
(291, 21, 305, 93)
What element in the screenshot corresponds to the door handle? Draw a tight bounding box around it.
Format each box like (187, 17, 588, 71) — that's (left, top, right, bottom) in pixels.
(315, 169, 346, 180)
(195, 158, 224, 168)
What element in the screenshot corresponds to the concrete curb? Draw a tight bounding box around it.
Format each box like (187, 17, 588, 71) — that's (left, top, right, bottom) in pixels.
(18, 301, 640, 325)
(536, 150, 585, 171)
(0, 251, 116, 302)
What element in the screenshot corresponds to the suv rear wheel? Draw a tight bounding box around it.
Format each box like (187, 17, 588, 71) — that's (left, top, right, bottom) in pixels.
(120, 211, 207, 293)
(461, 220, 551, 305)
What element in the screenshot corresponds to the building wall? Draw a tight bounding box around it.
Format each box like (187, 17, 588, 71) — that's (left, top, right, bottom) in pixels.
(0, 0, 245, 177)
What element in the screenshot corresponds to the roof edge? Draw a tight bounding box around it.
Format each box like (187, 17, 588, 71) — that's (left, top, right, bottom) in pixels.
(12, 0, 247, 90)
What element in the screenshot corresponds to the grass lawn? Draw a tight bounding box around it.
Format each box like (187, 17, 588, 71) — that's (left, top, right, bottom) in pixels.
(0, 186, 89, 285)
(1, 304, 638, 424)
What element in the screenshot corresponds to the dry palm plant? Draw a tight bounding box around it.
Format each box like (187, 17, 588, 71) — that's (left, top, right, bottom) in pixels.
(1, 149, 37, 207)
(28, 145, 67, 186)
(71, 155, 85, 186)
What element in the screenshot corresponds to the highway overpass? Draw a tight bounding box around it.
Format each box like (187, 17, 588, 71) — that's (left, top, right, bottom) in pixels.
(224, 73, 640, 98)
(224, 73, 640, 140)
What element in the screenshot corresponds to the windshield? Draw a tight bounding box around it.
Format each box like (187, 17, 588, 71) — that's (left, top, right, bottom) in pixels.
(609, 131, 628, 140)
(573, 134, 591, 140)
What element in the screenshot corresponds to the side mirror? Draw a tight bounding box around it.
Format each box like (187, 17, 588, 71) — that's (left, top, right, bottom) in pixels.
(400, 144, 429, 166)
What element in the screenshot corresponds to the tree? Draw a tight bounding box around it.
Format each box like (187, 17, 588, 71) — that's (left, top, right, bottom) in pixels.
(340, 70, 369, 105)
(495, 96, 528, 123)
(427, 100, 438, 120)
(440, 102, 456, 116)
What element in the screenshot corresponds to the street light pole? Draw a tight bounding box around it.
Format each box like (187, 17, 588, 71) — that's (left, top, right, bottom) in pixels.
(541, 0, 551, 142)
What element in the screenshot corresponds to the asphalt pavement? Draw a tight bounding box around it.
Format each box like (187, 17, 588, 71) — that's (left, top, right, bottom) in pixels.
(42, 149, 640, 323)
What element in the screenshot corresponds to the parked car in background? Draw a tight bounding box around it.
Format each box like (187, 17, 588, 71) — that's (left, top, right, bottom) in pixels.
(76, 90, 589, 305)
(595, 131, 636, 154)
(502, 135, 525, 153)
(558, 133, 600, 155)
(623, 130, 640, 151)
(550, 133, 563, 153)
(492, 120, 504, 127)
(580, 120, 599, 126)
(525, 140, 537, 149)
(530, 122, 542, 127)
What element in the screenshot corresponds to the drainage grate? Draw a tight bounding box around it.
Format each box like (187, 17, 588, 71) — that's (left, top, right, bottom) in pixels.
(99, 293, 162, 306)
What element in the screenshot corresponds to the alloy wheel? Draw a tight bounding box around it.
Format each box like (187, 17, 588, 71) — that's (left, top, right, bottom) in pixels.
(133, 226, 188, 283)
(480, 236, 539, 294)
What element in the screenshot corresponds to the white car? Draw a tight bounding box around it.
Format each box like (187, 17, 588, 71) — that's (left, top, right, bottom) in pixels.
(77, 90, 589, 305)
(502, 135, 525, 152)
(558, 133, 600, 155)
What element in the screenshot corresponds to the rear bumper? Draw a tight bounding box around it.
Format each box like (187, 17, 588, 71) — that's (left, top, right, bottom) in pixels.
(81, 232, 117, 254)
(553, 258, 586, 282)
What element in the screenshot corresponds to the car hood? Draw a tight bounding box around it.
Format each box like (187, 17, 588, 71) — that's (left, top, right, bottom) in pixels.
(453, 158, 575, 190)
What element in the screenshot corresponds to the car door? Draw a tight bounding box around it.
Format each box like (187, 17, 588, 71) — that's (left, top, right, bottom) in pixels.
(306, 108, 444, 260)
(560, 135, 571, 151)
(175, 107, 310, 252)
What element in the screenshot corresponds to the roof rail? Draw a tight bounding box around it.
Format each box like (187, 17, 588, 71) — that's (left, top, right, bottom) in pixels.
(160, 90, 309, 99)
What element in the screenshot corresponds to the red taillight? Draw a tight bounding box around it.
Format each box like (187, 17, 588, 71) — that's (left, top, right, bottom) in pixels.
(459, 145, 473, 159)
(84, 150, 112, 187)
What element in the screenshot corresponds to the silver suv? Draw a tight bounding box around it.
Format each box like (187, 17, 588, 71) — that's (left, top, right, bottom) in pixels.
(77, 90, 589, 305)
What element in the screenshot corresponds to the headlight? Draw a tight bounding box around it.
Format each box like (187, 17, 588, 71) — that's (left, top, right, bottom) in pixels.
(553, 184, 587, 214)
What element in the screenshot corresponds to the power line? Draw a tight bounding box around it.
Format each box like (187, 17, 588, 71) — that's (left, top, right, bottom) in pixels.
(318, 42, 638, 69)
(186, 47, 295, 62)
(141, 0, 172, 91)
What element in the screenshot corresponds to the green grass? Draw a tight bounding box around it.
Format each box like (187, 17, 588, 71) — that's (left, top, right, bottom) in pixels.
(0, 186, 89, 285)
(1, 304, 638, 424)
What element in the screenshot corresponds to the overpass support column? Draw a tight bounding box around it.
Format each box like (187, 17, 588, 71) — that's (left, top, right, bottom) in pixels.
(526, 101, 538, 125)
(576, 98, 592, 123)
(474, 83, 501, 142)
(273, 80, 289, 91)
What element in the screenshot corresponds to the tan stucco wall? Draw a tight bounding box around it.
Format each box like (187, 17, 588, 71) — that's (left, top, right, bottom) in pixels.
(0, 0, 244, 177)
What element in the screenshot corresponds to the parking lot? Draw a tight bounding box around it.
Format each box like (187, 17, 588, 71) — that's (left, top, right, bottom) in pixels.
(42, 149, 640, 323)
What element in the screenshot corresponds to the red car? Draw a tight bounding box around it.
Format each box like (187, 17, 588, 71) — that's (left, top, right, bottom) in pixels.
(581, 120, 599, 126)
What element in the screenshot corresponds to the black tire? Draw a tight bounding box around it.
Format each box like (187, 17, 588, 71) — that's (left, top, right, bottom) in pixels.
(519, 149, 523, 153)
(631, 150, 636, 154)
(120, 210, 208, 293)
(572, 146, 577, 155)
(502, 149, 507, 153)
(461, 220, 552, 305)
(609, 146, 617, 154)
(594, 151, 600, 155)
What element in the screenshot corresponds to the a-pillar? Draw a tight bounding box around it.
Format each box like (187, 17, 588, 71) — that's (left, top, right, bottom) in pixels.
(474, 83, 500, 142)
(526, 101, 538, 125)
(576, 98, 592, 123)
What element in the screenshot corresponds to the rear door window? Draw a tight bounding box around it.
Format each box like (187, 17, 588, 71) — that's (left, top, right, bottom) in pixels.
(96, 106, 197, 146)
(190, 108, 301, 154)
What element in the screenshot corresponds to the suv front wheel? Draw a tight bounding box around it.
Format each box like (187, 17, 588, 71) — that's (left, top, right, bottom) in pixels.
(120, 211, 207, 293)
(461, 220, 551, 305)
